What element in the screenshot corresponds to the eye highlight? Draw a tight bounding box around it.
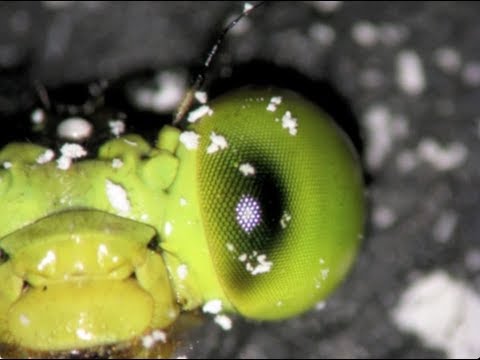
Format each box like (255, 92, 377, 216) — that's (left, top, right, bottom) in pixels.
(180, 87, 365, 320)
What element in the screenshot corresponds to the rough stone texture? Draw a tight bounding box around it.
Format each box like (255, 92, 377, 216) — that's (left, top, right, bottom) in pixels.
(1, 1, 478, 358)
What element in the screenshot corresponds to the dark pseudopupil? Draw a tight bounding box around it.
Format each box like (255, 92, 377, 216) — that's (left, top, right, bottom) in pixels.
(202, 145, 287, 286)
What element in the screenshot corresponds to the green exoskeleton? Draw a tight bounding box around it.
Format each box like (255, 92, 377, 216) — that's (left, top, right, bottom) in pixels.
(0, 4, 365, 358)
(0, 87, 364, 357)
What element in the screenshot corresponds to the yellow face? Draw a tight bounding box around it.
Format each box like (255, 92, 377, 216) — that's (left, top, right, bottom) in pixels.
(0, 87, 364, 357)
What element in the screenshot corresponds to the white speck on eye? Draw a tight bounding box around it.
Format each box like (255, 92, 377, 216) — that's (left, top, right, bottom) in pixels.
(266, 96, 282, 112)
(19, 314, 30, 326)
(3, 162, 12, 169)
(176, 356, 188, 359)
(243, 2, 253, 13)
(372, 205, 396, 229)
(37, 250, 56, 271)
(319, 258, 325, 265)
(281, 111, 298, 136)
(31, 108, 46, 125)
(179, 131, 200, 150)
(315, 301, 327, 311)
(57, 117, 93, 141)
(109, 120, 126, 137)
(179, 197, 188, 206)
(76, 328, 93, 341)
(276, 300, 284, 307)
(36, 149, 55, 164)
(177, 264, 188, 280)
(105, 180, 131, 214)
(57, 143, 87, 170)
(140, 213, 149, 221)
(194, 91, 208, 104)
(417, 138, 467, 171)
(266, 103, 277, 112)
(433, 47, 462, 74)
(187, 105, 213, 123)
(396, 50, 426, 96)
(203, 300, 223, 315)
(164, 221, 173, 236)
(280, 211, 292, 229)
(226, 243, 235, 252)
(112, 158, 124, 169)
(207, 132, 228, 154)
(309, 23, 336, 47)
(239, 163, 256, 176)
(243, 253, 273, 275)
(352, 21, 379, 47)
(214, 314, 232, 330)
(391, 270, 480, 359)
(432, 210, 457, 243)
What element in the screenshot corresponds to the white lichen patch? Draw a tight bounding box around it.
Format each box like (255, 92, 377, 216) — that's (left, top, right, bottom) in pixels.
(239, 163, 256, 176)
(239, 252, 273, 275)
(433, 47, 462, 74)
(462, 62, 480, 86)
(281, 111, 298, 136)
(396, 50, 426, 96)
(57, 117, 93, 141)
(105, 180, 131, 214)
(194, 91, 208, 104)
(132, 71, 186, 113)
(309, 22, 336, 47)
(57, 143, 87, 170)
(207, 132, 228, 154)
(214, 314, 233, 331)
(315, 301, 327, 311)
(3, 162, 12, 169)
(112, 158, 124, 169)
(432, 210, 457, 243)
(280, 211, 292, 229)
(417, 138, 467, 171)
(31, 108, 46, 125)
(391, 270, 480, 358)
(179, 197, 188, 206)
(187, 105, 213, 123)
(351, 21, 379, 47)
(202, 299, 223, 314)
(177, 264, 188, 280)
(179, 131, 200, 150)
(372, 205, 396, 229)
(363, 104, 408, 170)
(109, 120, 126, 137)
(36, 149, 55, 164)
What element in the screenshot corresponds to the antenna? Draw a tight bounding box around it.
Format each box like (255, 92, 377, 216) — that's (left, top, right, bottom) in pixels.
(173, 2, 265, 125)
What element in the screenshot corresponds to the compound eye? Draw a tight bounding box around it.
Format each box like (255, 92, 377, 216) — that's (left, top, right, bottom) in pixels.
(191, 88, 365, 320)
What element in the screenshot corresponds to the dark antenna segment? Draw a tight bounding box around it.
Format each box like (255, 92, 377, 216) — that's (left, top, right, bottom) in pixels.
(173, 2, 265, 125)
